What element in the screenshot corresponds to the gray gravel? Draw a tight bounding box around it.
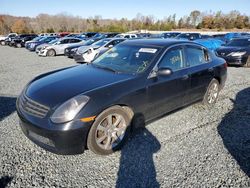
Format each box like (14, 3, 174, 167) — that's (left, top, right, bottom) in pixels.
(0, 46, 250, 187)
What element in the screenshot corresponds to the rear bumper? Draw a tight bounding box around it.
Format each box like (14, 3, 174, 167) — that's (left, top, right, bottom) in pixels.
(17, 111, 92, 155)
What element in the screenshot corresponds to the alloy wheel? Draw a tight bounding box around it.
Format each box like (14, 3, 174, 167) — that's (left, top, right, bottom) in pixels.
(207, 82, 219, 104)
(95, 113, 127, 150)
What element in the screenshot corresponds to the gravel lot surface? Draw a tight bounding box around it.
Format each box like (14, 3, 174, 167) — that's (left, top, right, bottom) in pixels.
(0, 46, 250, 187)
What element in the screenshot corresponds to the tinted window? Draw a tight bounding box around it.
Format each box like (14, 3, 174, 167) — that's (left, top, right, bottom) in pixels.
(186, 46, 208, 67)
(159, 48, 184, 71)
(70, 39, 81, 43)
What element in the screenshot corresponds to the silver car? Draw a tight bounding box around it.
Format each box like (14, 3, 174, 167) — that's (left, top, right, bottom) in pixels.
(38, 37, 84, 57)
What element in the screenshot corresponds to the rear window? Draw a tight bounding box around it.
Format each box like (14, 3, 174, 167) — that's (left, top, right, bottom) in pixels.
(186, 46, 209, 66)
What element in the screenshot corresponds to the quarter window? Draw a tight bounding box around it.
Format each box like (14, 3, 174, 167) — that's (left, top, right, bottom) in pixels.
(159, 48, 184, 71)
(186, 46, 209, 67)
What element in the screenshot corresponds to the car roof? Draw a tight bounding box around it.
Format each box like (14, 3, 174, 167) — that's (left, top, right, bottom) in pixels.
(120, 39, 195, 48)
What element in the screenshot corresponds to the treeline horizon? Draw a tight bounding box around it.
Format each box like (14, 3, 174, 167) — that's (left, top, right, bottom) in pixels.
(0, 10, 250, 34)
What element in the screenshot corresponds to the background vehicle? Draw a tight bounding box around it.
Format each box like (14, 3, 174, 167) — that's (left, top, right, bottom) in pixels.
(115, 33, 138, 38)
(216, 38, 250, 67)
(38, 37, 83, 56)
(16, 39, 227, 155)
(12, 34, 38, 48)
(0, 33, 17, 45)
(73, 38, 126, 63)
(35, 38, 59, 53)
(26, 36, 59, 51)
(161, 32, 181, 38)
(64, 38, 100, 58)
(176, 33, 202, 40)
(195, 38, 225, 51)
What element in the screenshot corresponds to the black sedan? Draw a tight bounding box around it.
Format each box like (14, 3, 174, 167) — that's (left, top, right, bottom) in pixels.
(216, 38, 250, 67)
(16, 39, 227, 155)
(12, 34, 38, 48)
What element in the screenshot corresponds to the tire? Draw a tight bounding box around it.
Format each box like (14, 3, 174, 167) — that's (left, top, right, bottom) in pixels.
(0, 41, 5, 45)
(16, 43, 22, 48)
(244, 56, 250, 68)
(202, 78, 220, 106)
(87, 106, 132, 155)
(46, 49, 56, 57)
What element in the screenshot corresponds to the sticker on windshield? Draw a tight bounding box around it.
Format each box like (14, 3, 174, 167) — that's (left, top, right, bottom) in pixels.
(139, 48, 157, 53)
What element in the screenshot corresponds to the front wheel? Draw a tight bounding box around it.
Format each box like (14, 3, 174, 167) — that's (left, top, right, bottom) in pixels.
(202, 79, 220, 106)
(0, 41, 5, 45)
(87, 106, 132, 155)
(46, 49, 56, 57)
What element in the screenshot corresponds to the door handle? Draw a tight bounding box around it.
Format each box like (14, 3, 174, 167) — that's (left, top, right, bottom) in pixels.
(181, 75, 189, 80)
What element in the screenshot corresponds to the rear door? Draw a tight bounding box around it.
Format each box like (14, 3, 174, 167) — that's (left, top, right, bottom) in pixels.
(185, 45, 214, 103)
(145, 45, 190, 120)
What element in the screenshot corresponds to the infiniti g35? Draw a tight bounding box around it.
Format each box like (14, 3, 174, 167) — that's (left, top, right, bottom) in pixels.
(16, 39, 227, 155)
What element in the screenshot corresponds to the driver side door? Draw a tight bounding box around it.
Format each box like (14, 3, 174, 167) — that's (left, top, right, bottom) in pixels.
(145, 45, 190, 120)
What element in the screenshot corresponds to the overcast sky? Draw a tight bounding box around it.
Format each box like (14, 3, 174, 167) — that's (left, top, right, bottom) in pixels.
(0, 0, 249, 19)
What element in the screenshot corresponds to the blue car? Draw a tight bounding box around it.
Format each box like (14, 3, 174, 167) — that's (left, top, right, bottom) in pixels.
(26, 36, 59, 51)
(195, 39, 225, 51)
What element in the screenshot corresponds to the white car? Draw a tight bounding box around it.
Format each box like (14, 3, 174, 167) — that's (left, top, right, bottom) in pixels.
(0, 33, 18, 45)
(74, 38, 126, 63)
(115, 33, 138, 39)
(35, 38, 59, 53)
(38, 37, 84, 57)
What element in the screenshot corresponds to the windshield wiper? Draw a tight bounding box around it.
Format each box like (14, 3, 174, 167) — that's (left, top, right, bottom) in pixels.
(92, 64, 118, 73)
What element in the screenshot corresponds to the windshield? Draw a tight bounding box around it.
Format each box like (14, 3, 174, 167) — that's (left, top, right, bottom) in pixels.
(226, 39, 250, 47)
(84, 39, 97, 45)
(92, 45, 160, 74)
(48, 39, 59, 44)
(92, 39, 111, 47)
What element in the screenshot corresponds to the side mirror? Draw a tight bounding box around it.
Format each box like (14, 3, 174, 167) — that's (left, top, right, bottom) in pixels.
(157, 67, 173, 76)
(108, 44, 113, 48)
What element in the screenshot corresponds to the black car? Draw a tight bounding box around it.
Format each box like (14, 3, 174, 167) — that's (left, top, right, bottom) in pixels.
(176, 33, 202, 40)
(16, 39, 227, 155)
(216, 38, 250, 67)
(64, 38, 100, 58)
(12, 34, 38, 48)
(9, 34, 37, 47)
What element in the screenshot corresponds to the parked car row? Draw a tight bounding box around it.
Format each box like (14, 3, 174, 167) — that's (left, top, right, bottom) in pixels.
(1, 31, 250, 67)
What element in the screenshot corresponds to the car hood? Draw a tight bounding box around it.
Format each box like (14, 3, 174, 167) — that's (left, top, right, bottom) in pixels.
(216, 46, 247, 53)
(26, 64, 134, 108)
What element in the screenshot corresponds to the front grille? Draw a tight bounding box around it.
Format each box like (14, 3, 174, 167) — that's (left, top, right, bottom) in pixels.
(19, 94, 50, 118)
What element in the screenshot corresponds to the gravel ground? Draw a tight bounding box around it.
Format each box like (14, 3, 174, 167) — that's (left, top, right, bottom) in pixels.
(0, 46, 250, 187)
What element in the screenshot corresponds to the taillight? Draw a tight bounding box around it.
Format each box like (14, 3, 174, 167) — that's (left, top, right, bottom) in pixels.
(224, 62, 228, 68)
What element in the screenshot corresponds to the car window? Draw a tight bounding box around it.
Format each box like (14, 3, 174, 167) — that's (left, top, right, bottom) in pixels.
(70, 39, 80, 43)
(186, 46, 208, 67)
(159, 47, 184, 71)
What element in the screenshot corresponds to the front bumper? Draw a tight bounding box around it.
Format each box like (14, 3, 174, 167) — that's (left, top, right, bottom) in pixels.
(38, 50, 48, 56)
(17, 107, 92, 155)
(218, 55, 248, 66)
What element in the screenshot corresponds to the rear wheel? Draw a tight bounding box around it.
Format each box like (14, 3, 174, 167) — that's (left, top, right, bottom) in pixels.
(87, 106, 132, 155)
(46, 49, 56, 57)
(244, 56, 250, 68)
(1, 41, 5, 45)
(202, 79, 220, 106)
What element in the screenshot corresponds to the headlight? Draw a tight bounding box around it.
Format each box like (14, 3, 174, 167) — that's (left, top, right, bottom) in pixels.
(228, 51, 247, 57)
(51, 95, 89, 123)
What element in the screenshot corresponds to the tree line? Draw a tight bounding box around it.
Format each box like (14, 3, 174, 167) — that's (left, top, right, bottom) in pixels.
(0, 10, 249, 34)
